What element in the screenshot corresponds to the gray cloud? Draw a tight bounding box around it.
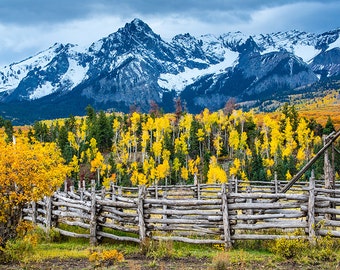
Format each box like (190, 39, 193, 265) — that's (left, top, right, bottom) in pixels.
(0, 0, 339, 66)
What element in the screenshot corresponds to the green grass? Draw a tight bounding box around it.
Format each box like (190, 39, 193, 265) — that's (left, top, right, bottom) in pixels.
(2, 224, 340, 269)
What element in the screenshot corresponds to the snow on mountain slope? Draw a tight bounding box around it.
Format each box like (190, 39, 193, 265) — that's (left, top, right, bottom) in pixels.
(0, 44, 60, 93)
(252, 31, 321, 62)
(158, 49, 238, 92)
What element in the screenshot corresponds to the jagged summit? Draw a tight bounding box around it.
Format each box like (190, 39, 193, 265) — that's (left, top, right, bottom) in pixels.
(0, 19, 339, 124)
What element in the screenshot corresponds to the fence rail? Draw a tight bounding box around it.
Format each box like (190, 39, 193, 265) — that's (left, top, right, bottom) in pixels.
(22, 177, 340, 248)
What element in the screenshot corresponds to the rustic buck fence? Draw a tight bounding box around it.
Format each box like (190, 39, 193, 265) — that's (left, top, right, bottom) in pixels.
(22, 130, 340, 248)
(22, 175, 340, 249)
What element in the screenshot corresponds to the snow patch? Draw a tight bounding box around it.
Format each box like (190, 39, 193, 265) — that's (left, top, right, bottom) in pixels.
(293, 44, 320, 62)
(158, 50, 238, 93)
(61, 59, 88, 88)
(327, 36, 340, 51)
(29, 81, 54, 100)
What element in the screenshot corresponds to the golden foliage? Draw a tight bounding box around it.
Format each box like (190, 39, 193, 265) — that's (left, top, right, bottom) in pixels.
(0, 136, 70, 223)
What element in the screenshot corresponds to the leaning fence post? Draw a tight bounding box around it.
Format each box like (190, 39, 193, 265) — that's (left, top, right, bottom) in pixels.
(137, 185, 147, 243)
(45, 196, 52, 232)
(221, 183, 232, 249)
(308, 170, 316, 245)
(31, 201, 37, 224)
(90, 180, 98, 246)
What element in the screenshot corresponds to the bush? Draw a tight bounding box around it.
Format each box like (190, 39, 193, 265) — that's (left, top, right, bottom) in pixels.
(89, 249, 124, 267)
(141, 238, 176, 260)
(0, 221, 63, 263)
(270, 230, 338, 263)
(211, 252, 231, 270)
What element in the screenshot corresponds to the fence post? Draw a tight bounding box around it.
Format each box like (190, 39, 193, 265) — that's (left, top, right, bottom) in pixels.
(110, 181, 116, 202)
(221, 183, 232, 249)
(31, 201, 37, 224)
(274, 172, 278, 194)
(246, 186, 254, 224)
(90, 180, 98, 246)
(45, 196, 52, 232)
(308, 170, 316, 245)
(137, 185, 147, 243)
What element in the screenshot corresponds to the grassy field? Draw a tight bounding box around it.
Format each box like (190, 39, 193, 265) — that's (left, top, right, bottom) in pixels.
(1, 227, 340, 270)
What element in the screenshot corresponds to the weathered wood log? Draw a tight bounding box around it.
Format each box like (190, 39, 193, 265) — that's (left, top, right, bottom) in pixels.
(144, 198, 221, 206)
(55, 228, 90, 238)
(52, 210, 90, 220)
(137, 185, 147, 242)
(228, 202, 303, 210)
(45, 196, 52, 232)
(229, 212, 304, 220)
(232, 220, 307, 230)
(54, 193, 91, 205)
(100, 212, 137, 224)
(228, 193, 307, 201)
(145, 217, 219, 225)
(32, 201, 37, 224)
(159, 205, 221, 211)
(60, 220, 90, 229)
(52, 201, 91, 212)
(315, 218, 340, 227)
(144, 208, 221, 216)
(97, 231, 140, 243)
(146, 225, 219, 235)
(97, 199, 136, 209)
(308, 172, 316, 244)
(221, 184, 232, 249)
(153, 235, 223, 244)
(231, 234, 306, 240)
(318, 230, 340, 238)
(98, 222, 139, 234)
(101, 206, 137, 218)
(315, 195, 340, 203)
(90, 180, 97, 246)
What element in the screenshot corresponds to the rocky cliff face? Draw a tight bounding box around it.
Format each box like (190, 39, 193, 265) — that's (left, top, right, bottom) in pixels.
(0, 19, 339, 123)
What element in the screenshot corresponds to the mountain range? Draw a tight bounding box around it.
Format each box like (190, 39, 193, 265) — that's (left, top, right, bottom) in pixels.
(0, 18, 339, 124)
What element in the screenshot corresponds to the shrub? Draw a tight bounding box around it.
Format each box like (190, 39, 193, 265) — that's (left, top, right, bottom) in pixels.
(89, 249, 124, 267)
(141, 238, 176, 260)
(270, 230, 338, 263)
(211, 252, 231, 270)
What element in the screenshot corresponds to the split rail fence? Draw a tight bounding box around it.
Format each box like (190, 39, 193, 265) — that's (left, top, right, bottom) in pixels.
(22, 175, 340, 248)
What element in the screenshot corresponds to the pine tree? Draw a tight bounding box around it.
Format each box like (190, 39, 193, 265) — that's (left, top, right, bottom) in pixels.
(323, 116, 335, 135)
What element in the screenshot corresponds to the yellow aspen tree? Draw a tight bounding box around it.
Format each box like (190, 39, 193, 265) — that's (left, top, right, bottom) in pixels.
(228, 128, 239, 157)
(213, 133, 222, 157)
(196, 128, 205, 159)
(0, 136, 70, 244)
(181, 166, 189, 182)
(282, 119, 297, 158)
(129, 112, 141, 161)
(90, 151, 105, 184)
(141, 127, 149, 162)
(173, 157, 181, 183)
(207, 156, 227, 184)
(229, 158, 241, 177)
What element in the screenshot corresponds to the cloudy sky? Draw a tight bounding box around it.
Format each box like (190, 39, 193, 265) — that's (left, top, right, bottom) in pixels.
(0, 0, 339, 67)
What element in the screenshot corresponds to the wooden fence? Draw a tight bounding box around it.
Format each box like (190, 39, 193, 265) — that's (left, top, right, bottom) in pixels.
(22, 176, 340, 248)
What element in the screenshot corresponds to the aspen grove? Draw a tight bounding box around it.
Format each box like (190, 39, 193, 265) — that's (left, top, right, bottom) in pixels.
(28, 104, 339, 190)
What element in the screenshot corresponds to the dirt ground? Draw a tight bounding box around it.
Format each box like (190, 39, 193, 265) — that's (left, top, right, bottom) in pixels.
(0, 256, 210, 270)
(1, 255, 340, 270)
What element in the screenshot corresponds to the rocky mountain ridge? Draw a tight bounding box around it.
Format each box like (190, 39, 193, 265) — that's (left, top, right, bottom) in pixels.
(0, 19, 339, 124)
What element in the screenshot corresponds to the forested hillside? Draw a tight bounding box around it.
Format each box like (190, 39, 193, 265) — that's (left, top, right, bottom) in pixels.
(10, 101, 338, 190)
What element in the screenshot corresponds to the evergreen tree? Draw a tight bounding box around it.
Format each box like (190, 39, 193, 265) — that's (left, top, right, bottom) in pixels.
(96, 111, 113, 152)
(4, 120, 13, 143)
(323, 116, 335, 135)
(249, 151, 266, 182)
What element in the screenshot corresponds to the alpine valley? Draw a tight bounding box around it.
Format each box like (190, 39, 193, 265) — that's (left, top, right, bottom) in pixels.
(0, 18, 339, 124)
